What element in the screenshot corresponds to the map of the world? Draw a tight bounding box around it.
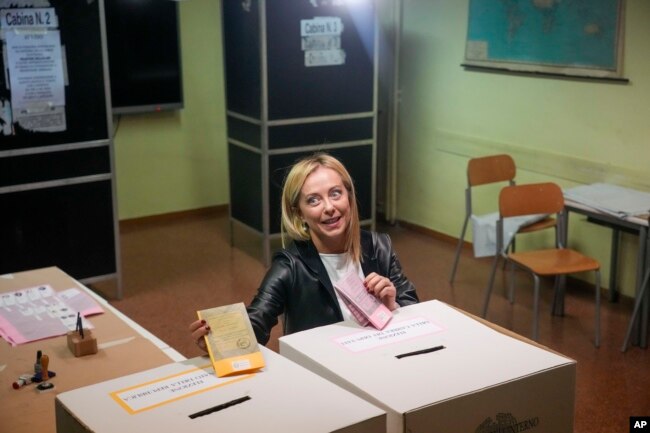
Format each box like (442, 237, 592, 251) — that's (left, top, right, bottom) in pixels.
(464, 0, 624, 78)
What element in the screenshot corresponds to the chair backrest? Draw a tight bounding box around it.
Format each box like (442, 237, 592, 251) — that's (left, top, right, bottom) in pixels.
(467, 154, 516, 187)
(499, 182, 564, 218)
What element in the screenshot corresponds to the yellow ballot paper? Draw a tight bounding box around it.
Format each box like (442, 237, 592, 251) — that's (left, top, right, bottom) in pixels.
(197, 303, 265, 377)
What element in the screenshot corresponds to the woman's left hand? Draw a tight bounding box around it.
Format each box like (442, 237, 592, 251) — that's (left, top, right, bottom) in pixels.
(364, 272, 398, 311)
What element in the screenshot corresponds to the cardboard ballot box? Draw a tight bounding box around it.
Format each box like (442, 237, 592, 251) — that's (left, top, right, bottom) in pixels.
(279, 300, 576, 433)
(55, 346, 385, 433)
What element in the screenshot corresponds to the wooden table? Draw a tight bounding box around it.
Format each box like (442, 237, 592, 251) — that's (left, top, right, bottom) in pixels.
(0, 267, 184, 433)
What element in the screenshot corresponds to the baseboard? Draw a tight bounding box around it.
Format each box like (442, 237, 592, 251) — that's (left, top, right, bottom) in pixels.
(396, 219, 471, 248)
(119, 205, 229, 232)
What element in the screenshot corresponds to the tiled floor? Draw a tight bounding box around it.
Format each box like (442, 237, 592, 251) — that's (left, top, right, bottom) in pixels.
(95, 209, 649, 433)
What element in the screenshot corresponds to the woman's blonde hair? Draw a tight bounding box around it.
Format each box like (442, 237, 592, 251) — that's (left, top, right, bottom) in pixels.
(281, 152, 361, 263)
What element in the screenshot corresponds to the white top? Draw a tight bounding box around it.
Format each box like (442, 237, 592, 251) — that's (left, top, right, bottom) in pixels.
(319, 252, 365, 323)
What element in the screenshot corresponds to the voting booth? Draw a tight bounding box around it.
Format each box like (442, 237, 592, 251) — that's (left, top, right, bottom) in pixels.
(280, 300, 576, 433)
(0, 1, 120, 294)
(223, 0, 377, 264)
(56, 347, 386, 433)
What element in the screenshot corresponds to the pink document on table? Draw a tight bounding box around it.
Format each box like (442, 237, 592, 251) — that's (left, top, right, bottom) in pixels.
(0, 285, 103, 345)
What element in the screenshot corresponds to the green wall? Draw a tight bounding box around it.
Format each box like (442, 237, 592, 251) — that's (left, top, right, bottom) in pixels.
(113, 0, 648, 297)
(112, 0, 228, 220)
(397, 0, 650, 297)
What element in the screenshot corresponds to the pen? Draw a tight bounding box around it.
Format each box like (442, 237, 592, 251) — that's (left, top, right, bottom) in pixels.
(76, 312, 84, 339)
(35, 350, 42, 375)
(188, 396, 251, 419)
(395, 345, 445, 359)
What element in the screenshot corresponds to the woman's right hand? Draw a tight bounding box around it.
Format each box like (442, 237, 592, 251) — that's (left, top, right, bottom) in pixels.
(189, 319, 210, 352)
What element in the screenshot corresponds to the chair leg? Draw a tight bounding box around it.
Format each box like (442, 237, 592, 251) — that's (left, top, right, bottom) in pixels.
(553, 275, 567, 316)
(551, 276, 563, 317)
(508, 260, 515, 303)
(621, 269, 650, 352)
(595, 270, 601, 348)
(449, 215, 470, 285)
(502, 238, 515, 270)
(532, 274, 541, 341)
(482, 253, 500, 318)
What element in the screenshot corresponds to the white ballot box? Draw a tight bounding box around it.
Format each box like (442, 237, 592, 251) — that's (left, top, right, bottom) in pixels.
(279, 300, 576, 433)
(55, 346, 385, 433)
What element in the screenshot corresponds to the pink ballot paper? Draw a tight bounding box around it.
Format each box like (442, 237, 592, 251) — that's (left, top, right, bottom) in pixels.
(334, 270, 392, 330)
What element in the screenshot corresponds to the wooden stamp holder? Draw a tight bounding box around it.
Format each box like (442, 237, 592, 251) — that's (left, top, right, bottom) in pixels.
(67, 329, 98, 357)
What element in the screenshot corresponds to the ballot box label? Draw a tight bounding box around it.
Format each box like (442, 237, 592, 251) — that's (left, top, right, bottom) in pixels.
(109, 365, 253, 414)
(333, 317, 445, 353)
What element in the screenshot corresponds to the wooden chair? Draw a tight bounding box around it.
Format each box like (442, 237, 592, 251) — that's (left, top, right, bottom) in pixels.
(481, 182, 602, 347)
(621, 214, 650, 352)
(449, 154, 556, 284)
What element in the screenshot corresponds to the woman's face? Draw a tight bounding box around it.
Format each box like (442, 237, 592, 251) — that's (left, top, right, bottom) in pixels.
(297, 166, 351, 253)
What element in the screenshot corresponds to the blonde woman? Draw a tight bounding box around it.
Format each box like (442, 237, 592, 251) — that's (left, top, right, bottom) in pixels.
(190, 153, 418, 347)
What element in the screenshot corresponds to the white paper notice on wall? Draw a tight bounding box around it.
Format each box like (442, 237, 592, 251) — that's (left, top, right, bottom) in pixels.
(4, 8, 67, 133)
(301, 17, 345, 67)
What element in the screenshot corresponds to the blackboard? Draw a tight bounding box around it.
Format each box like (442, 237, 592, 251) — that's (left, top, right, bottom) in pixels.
(105, 0, 184, 114)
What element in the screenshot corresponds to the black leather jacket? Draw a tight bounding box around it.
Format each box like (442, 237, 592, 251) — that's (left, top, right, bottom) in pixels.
(247, 230, 419, 345)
